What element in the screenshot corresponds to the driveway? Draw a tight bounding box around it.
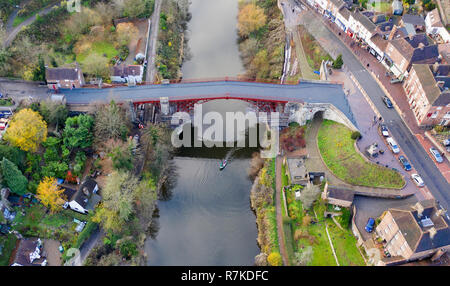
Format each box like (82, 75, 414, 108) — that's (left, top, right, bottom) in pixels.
(2, 3, 60, 48)
(0, 78, 49, 104)
(145, 0, 162, 82)
(354, 195, 418, 241)
(43, 239, 62, 266)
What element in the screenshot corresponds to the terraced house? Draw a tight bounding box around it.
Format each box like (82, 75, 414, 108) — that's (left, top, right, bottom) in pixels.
(403, 64, 450, 127)
(375, 200, 450, 266)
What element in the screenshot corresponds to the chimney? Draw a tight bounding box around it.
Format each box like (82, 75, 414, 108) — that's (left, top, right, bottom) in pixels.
(414, 202, 424, 218)
(435, 208, 446, 217)
(431, 248, 447, 261)
(428, 227, 437, 240)
(437, 81, 445, 89)
(432, 62, 440, 74)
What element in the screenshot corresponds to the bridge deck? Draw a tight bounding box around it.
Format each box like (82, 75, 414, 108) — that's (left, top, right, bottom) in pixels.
(62, 80, 356, 125)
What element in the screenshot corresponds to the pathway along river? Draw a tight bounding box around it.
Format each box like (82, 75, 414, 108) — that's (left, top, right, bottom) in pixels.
(145, 0, 260, 265)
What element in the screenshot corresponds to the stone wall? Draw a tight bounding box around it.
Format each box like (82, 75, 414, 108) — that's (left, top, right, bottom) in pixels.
(288, 102, 358, 131)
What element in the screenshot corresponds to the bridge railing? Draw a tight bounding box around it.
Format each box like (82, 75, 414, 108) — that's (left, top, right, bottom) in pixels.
(80, 77, 343, 89)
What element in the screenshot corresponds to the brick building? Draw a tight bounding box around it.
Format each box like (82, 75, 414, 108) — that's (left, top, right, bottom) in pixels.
(375, 200, 450, 265)
(45, 62, 85, 90)
(403, 64, 450, 127)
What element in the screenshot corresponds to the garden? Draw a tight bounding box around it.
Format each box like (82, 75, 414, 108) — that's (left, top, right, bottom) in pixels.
(280, 160, 365, 266)
(317, 120, 405, 189)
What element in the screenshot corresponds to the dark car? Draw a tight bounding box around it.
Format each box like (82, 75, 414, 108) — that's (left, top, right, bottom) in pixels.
(379, 123, 389, 137)
(365, 218, 375, 233)
(398, 155, 412, 171)
(383, 96, 393, 108)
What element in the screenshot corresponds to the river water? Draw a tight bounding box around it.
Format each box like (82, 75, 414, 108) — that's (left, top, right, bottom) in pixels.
(145, 0, 260, 266)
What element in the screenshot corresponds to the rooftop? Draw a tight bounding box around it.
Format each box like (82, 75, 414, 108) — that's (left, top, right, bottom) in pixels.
(45, 63, 81, 81)
(402, 14, 426, 27)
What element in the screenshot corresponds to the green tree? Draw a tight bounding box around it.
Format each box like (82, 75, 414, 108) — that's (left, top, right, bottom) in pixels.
(63, 114, 94, 150)
(94, 101, 129, 142)
(1, 158, 28, 195)
(332, 54, 344, 69)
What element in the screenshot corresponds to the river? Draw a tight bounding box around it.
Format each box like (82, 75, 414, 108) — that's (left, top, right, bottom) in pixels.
(145, 0, 260, 266)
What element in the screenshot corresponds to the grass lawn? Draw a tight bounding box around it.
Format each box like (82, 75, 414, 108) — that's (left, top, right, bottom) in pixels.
(76, 41, 119, 64)
(0, 233, 18, 266)
(317, 120, 405, 188)
(12, 15, 30, 27)
(298, 25, 332, 71)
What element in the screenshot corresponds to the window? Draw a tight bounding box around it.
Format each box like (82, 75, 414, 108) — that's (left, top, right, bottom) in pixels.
(388, 223, 393, 230)
(431, 111, 439, 119)
(394, 233, 399, 240)
(444, 111, 450, 119)
(385, 228, 389, 234)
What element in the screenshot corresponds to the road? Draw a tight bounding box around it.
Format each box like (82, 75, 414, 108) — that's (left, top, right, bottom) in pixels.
(2, 3, 59, 48)
(145, 0, 162, 83)
(296, 3, 450, 212)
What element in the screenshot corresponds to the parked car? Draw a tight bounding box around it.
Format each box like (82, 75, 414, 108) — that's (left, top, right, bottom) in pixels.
(383, 96, 393, 108)
(386, 137, 400, 154)
(411, 174, 425, 188)
(390, 78, 403, 84)
(0, 118, 8, 130)
(379, 123, 389, 137)
(365, 218, 375, 233)
(429, 147, 444, 163)
(443, 139, 450, 147)
(398, 155, 412, 171)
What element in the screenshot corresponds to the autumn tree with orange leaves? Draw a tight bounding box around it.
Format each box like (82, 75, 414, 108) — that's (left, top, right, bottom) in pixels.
(238, 3, 267, 37)
(4, 108, 47, 152)
(36, 177, 66, 213)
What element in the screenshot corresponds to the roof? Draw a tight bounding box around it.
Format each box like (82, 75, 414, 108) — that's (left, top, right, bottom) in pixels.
(80, 178, 98, 193)
(10, 238, 45, 266)
(389, 199, 450, 253)
(329, 0, 345, 8)
(112, 65, 142, 77)
(402, 14, 426, 27)
(438, 43, 450, 64)
(412, 64, 444, 104)
(287, 158, 308, 181)
(327, 187, 354, 203)
(352, 10, 377, 33)
(372, 14, 387, 24)
(427, 9, 444, 28)
(62, 187, 77, 201)
(338, 6, 350, 20)
(71, 179, 100, 209)
(45, 63, 81, 81)
(370, 33, 388, 52)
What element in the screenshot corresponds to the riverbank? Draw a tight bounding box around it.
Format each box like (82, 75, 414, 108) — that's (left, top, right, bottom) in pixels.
(250, 157, 281, 266)
(237, 0, 285, 80)
(154, 0, 190, 82)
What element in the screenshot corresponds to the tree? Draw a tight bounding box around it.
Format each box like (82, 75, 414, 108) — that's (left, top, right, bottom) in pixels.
(267, 252, 283, 266)
(294, 246, 313, 266)
(63, 114, 94, 150)
(238, 3, 267, 37)
(332, 54, 343, 69)
(1, 158, 28, 195)
(81, 53, 110, 79)
(4, 108, 47, 152)
(108, 139, 135, 171)
(94, 101, 129, 142)
(93, 171, 156, 232)
(39, 101, 68, 130)
(300, 184, 321, 210)
(36, 177, 66, 213)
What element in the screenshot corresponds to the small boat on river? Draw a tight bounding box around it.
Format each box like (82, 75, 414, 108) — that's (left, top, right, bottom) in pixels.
(219, 160, 228, 170)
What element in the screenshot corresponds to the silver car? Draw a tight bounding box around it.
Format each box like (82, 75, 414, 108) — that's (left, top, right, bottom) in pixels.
(429, 147, 443, 163)
(411, 174, 425, 188)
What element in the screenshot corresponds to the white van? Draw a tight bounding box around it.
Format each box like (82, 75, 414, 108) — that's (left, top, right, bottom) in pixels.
(386, 137, 400, 154)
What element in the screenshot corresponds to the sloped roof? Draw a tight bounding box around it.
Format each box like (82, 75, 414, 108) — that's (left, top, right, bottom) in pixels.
(427, 9, 444, 28)
(112, 65, 142, 77)
(412, 64, 443, 104)
(402, 14, 425, 26)
(389, 199, 450, 253)
(10, 238, 45, 266)
(45, 63, 81, 81)
(338, 6, 350, 20)
(370, 33, 388, 52)
(352, 10, 377, 32)
(327, 187, 354, 203)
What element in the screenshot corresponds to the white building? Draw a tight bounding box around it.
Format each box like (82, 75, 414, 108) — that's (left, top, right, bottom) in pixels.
(425, 8, 450, 43)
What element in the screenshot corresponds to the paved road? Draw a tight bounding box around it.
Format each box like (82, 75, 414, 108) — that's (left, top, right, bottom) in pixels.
(297, 5, 450, 211)
(2, 3, 59, 48)
(145, 0, 162, 82)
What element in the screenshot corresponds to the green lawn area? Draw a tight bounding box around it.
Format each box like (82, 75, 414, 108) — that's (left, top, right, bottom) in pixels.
(317, 120, 405, 189)
(283, 182, 365, 266)
(12, 15, 30, 27)
(76, 41, 119, 64)
(0, 233, 18, 266)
